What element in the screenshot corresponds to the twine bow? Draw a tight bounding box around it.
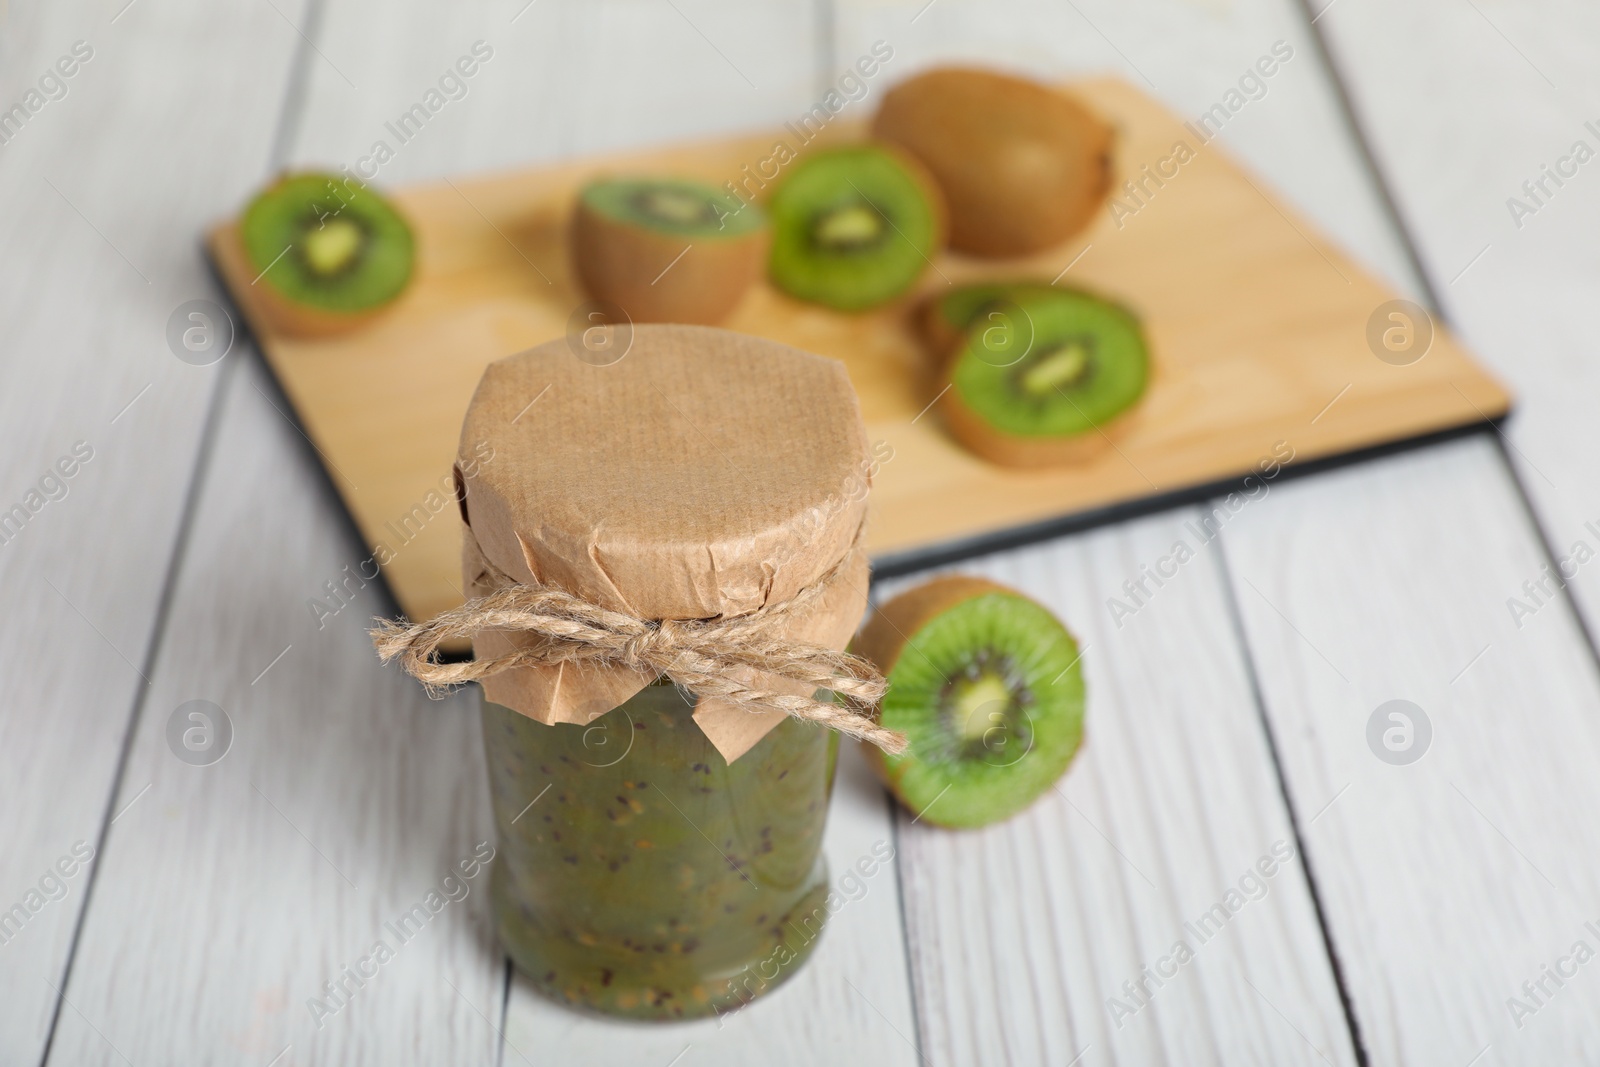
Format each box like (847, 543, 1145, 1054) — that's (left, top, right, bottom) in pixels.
(370, 538, 906, 754)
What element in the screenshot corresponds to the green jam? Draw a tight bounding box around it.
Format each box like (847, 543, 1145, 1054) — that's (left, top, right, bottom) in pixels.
(481, 682, 839, 1020)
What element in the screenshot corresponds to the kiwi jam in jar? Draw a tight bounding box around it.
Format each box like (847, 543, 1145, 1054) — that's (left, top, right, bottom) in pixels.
(449, 326, 881, 1021)
(482, 683, 839, 1019)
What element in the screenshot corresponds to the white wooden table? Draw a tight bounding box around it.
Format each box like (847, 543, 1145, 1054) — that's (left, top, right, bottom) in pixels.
(5, 1, 1600, 1063)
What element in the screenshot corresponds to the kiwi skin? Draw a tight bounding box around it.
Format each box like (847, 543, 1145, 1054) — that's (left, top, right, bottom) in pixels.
(914, 290, 978, 365)
(572, 182, 768, 325)
(855, 575, 1085, 829)
(872, 67, 1114, 258)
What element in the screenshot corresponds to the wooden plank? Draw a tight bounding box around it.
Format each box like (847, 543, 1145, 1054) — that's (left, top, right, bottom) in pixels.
(209, 73, 1507, 627)
(1223, 436, 1600, 1065)
(1308, 1, 1600, 638)
(1219, 3, 1600, 1062)
(46, 356, 503, 1067)
(280, 0, 826, 183)
(875, 517, 1356, 1066)
(0, 3, 309, 1062)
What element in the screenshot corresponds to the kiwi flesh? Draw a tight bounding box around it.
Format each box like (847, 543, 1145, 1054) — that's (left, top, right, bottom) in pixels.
(939, 287, 1148, 467)
(767, 144, 945, 312)
(872, 67, 1113, 258)
(573, 177, 767, 324)
(238, 172, 415, 336)
(855, 576, 1085, 829)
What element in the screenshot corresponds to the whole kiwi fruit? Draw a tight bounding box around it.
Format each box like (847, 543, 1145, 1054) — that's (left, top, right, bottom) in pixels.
(872, 67, 1113, 258)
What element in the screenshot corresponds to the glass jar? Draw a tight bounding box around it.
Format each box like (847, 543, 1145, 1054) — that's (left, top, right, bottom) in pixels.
(481, 681, 840, 1020)
(449, 327, 875, 1021)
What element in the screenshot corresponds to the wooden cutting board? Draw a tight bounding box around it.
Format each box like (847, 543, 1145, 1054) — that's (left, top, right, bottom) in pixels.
(208, 77, 1509, 625)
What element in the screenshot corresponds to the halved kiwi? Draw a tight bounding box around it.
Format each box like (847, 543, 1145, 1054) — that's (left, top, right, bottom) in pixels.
(873, 67, 1113, 258)
(573, 176, 767, 324)
(939, 288, 1148, 467)
(237, 172, 415, 336)
(915, 280, 1061, 362)
(856, 576, 1085, 829)
(767, 144, 945, 312)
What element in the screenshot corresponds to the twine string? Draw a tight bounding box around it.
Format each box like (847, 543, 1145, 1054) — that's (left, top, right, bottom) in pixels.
(370, 535, 906, 754)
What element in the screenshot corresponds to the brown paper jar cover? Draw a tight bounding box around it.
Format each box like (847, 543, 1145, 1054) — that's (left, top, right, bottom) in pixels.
(456, 323, 873, 762)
